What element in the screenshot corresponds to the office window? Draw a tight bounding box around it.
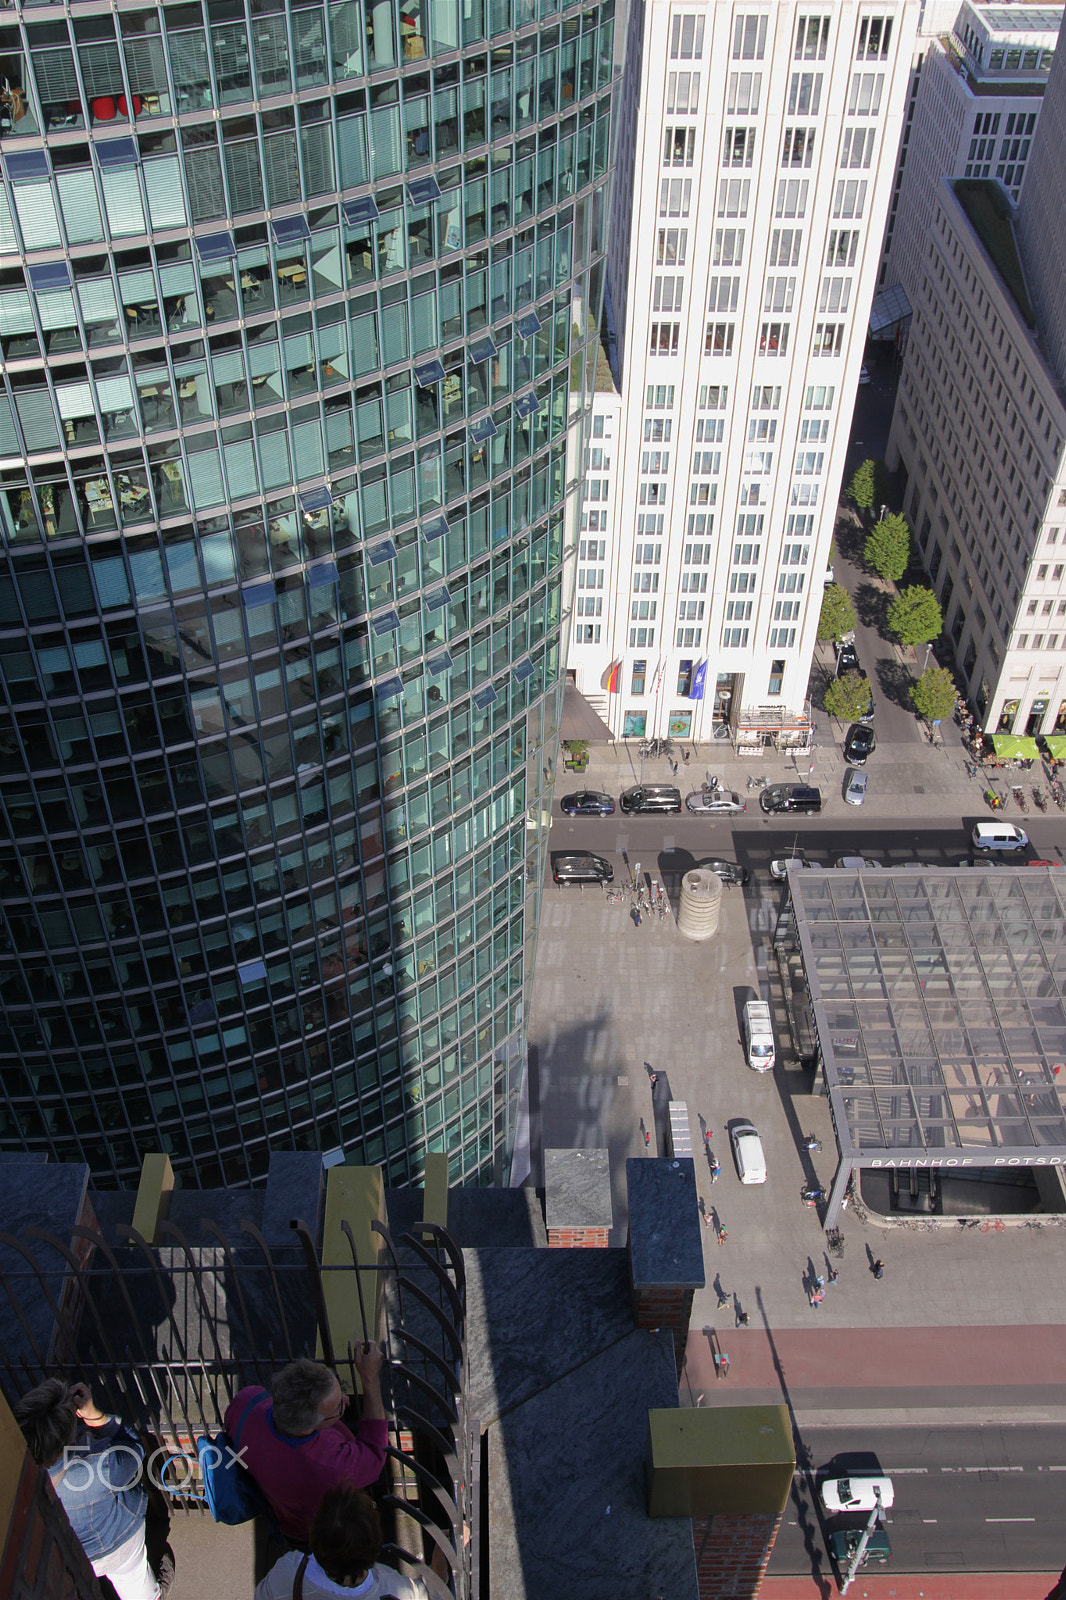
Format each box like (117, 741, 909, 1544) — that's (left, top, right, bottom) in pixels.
(733, 15, 768, 60)
(841, 128, 875, 169)
(709, 276, 740, 313)
(795, 15, 830, 60)
(818, 276, 851, 314)
(717, 178, 750, 218)
(660, 178, 692, 217)
(705, 323, 734, 356)
(788, 72, 822, 114)
(813, 323, 844, 356)
(847, 73, 884, 116)
(713, 228, 744, 265)
(759, 322, 789, 355)
(650, 322, 680, 355)
(769, 659, 785, 694)
(722, 627, 749, 647)
(726, 71, 762, 114)
(770, 228, 801, 266)
(804, 384, 835, 408)
(699, 385, 729, 409)
(653, 275, 684, 312)
(631, 659, 647, 694)
(667, 71, 701, 114)
(764, 276, 795, 313)
(664, 126, 697, 166)
(671, 14, 706, 59)
(645, 385, 676, 409)
(857, 16, 892, 58)
(775, 179, 809, 218)
(657, 227, 688, 264)
(723, 126, 756, 167)
(782, 127, 815, 167)
(827, 229, 859, 267)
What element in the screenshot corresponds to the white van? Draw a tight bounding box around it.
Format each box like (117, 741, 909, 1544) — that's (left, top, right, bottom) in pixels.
(743, 1000, 775, 1072)
(971, 822, 1029, 852)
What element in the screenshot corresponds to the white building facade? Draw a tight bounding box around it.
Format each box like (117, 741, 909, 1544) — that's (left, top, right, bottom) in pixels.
(880, 2, 1061, 309)
(887, 17, 1066, 738)
(567, 0, 917, 745)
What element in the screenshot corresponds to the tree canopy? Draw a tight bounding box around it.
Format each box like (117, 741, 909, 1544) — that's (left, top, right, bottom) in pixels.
(910, 666, 957, 723)
(846, 458, 889, 514)
(825, 670, 873, 723)
(864, 513, 911, 583)
(817, 583, 857, 643)
(887, 585, 943, 647)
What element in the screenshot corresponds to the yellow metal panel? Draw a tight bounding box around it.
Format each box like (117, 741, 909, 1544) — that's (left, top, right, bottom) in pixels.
(320, 1167, 386, 1365)
(0, 1389, 28, 1554)
(646, 1405, 795, 1517)
(421, 1151, 450, 1237)
(131, 1153, 174, 1246)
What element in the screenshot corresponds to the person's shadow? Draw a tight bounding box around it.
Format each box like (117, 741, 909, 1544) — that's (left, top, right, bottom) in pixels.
(732, 1293, 749, 1328)
(713, 1273, 730, 1309)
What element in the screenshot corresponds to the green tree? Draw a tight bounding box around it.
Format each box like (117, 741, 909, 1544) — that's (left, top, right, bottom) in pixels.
(846, 458, 877, 513)
(864, 513, 911, 583)
(817, 583, 857, 643)
(910, 666, 957, 723)
(887, 585, 943, 647)
(825, 670, 873, 723)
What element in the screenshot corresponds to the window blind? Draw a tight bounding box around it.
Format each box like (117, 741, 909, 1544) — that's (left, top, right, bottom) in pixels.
(55, 170, 104, 243)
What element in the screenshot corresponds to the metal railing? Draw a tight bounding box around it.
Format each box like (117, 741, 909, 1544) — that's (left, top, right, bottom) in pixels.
(0, 1214, 475, 1600)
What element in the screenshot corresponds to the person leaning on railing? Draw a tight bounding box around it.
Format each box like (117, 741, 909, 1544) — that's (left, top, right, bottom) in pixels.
(225, 1345, 388, 1546)
(14, 1377, 170, 1600)
(256, 1483, 443, 1599)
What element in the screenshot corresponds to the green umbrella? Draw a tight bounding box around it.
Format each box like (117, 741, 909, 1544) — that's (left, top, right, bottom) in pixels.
(1042, 734, 1066, 759)
(991, 734, 1040, 759)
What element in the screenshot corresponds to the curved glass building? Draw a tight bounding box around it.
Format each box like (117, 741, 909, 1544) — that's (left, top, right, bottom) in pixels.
(0, 0, 613, 1187)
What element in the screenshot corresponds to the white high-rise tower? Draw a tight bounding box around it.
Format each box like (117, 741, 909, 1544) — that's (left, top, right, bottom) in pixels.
(571, 0, 918, 748)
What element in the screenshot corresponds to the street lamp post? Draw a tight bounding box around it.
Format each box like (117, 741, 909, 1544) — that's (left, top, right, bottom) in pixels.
(922, 642, 933, 674)
(839, 1486, 885, 1595)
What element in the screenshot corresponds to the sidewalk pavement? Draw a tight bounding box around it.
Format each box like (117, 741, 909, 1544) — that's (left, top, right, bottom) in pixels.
(762, 1575, 1059, 1598)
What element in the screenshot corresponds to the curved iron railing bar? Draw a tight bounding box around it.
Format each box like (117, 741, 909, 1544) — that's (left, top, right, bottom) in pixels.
(378, 1547, 455, 1600)
(237, 1218, 295, 1357)
(155, 1218, 233, 1376)
(381, 1442, 462, 1527)
(290, 1218, 336, 1370)
(390, 1401, 458, 1462)
(378, 1272, 464, 1370)
(395, 1222, 467, 1304)
(386, 1325, 462, 1401)
(198, 1219, 263, 1387)
(386, 1357, 459, 1427)
(111, 1225, 210, 1435)
(0, 1230, 73, 1372)
(379, 1221, 465, 1326)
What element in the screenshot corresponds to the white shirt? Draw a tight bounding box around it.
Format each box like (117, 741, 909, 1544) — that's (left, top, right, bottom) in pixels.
(254, 1552, 428, 1600)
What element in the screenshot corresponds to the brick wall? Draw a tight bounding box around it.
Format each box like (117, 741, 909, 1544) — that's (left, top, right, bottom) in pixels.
(0, 1451, 101, 1600)
(547, 1226, 610, 1247)
(693, 1512, 780, 1600)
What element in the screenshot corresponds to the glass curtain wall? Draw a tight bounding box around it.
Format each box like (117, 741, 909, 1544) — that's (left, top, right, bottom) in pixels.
(0, 0, 613, 1187)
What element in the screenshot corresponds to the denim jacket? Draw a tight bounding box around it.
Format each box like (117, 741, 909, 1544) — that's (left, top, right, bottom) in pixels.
(49, 1417, 147, 1561)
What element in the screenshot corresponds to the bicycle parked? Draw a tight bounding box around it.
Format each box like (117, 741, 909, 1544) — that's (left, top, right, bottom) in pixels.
(826, 1227, 845, 1258)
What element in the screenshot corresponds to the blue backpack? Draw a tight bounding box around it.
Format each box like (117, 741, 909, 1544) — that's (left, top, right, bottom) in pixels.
(197, 1389, 271, 1525)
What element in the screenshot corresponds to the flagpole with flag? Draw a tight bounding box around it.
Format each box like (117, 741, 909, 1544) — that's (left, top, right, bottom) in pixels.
(689, 656, 709, 746)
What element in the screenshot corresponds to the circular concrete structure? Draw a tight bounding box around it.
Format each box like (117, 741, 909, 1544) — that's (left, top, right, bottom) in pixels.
(677, 869, 723, 940)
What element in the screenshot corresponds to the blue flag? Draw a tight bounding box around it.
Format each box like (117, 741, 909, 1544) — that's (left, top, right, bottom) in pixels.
(690, 660, 708, 701)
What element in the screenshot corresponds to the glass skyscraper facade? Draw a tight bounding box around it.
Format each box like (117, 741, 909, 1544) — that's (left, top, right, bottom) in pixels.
(0, 0, 613, 1187)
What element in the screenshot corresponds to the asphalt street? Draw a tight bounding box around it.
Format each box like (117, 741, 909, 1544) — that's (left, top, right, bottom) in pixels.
(774, 1422, 1066, 1577)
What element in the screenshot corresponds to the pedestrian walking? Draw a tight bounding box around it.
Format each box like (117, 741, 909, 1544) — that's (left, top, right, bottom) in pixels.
(717, 1225, 728, 1246)
(871, 1258, 884, 1280)
(649, 1071, 658, 1087)
(827, 1266, 839, 1286)
(735, 1309, 749, 1328)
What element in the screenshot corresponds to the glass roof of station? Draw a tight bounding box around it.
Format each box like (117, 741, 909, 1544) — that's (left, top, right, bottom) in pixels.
(789, 868, 1066, 1162)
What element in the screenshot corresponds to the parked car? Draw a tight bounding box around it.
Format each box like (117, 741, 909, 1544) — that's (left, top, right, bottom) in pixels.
(685, 787, 746, 815)
(843, 723, 876, 766)
(730, 1121, 767, 1184)
(844, 768, 868, 806)
(770, 855, 823, 880)
(828, 1529, 890, 1567)
(834, 856, 882, 869)
(971, 822, 1028, 851)
(697, 858, 750, 887)
(820, 1477, 894, 1514)
(619, 784, 682, 814)
(835, 642, 860, 678)
(559, 790, 615, 816)
(760, 784, 823, 815)
(552, 852, 613, 886)
(743, 1000, 775, 1072)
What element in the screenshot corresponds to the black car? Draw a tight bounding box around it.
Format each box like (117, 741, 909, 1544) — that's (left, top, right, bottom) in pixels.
(560, 790, 615, 816)
(619, 784, 682, 814)
(760, 784, 823, 815)
(836, 643, 860, 678)
(697, 858, 750, 887)
(553, 852, 614, 885)
(843, 724, 876, 766)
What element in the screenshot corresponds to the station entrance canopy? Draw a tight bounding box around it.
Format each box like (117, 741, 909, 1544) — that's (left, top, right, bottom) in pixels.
(787, 865, 1066, 1225)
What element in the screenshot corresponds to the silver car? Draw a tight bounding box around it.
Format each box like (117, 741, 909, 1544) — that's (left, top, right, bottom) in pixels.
(844, 768, 868, 806)
(685, 787, 746, 815)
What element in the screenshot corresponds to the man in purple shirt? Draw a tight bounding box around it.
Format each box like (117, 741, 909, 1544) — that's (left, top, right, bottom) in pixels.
(226, 1343, 387, 1544)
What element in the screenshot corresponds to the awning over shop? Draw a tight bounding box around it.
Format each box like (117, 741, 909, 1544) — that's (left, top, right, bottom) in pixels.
(991, 733, 1040, 759)
(868, 282, 912, 335)
(1042, 735, 1066, 759)
(561, 683, 613, 741)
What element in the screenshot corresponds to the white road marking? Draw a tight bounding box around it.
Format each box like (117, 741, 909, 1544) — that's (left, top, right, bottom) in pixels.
(922, 1519, 937, 1524)
(986, 1517, 1035, 1523)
